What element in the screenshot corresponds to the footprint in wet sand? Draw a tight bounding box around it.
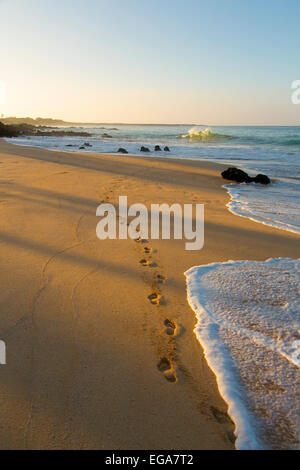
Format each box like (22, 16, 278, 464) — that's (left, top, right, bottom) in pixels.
(156, 274, 166, 284)
(140, 259, 150, 266)
(157, 357, 177, 383)
(157, 357, 171, 372)
(140, 259, 157, 268)
(148, 292, 161, 305)
(210, 406, 236, 444)
(149, 262, 158, 268)
(134, 237, 149, 244)
(164, 319, 177, 336)
(210, 406, 234, 425)
(164, 371, 177, 383)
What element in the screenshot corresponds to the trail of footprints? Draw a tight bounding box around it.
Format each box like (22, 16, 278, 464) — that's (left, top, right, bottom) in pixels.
(101, 187, 234, 434)
(134, 235, 178, 384)
(132, 227, 235, 442)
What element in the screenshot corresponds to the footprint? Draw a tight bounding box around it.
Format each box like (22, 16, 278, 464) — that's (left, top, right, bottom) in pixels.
(210, 406, 233, 425)
(157, 357, 177, 383)
(140, 259, 150, 266)
(156, 274, 166, 284)
(148, 292, 161, 305)
(140, 259, 157, 268)
(144, 247, 152, 254)
(157, 357, 171, 372)
(164, 371, 177, 383)
(149, 262, 158, 268)
(164, 319, 177, 336)
(134, 237, 149, 244)
(210, 406, 236, 444)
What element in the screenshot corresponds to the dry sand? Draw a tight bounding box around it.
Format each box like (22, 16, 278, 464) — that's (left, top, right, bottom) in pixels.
(0, 138, 299, 450)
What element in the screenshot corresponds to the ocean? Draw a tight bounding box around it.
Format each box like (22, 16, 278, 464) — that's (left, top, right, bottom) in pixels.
(7, 125, 300, 449)
(10, 124, 300, 234)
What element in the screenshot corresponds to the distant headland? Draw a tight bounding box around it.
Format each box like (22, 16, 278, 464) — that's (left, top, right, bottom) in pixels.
(1, 117, 197, 127)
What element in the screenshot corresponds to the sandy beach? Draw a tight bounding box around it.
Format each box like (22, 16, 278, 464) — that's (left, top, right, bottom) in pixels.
(0, 138, 299, 450)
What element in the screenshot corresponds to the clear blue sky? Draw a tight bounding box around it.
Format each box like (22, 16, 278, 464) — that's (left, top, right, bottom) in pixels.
(0, 0, 300, 124)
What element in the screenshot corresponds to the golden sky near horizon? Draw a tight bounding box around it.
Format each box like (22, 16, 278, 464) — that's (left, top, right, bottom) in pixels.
(1, 0, 300, 125)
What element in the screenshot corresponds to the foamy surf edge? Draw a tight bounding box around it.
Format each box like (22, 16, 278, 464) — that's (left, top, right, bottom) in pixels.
(185, 261, 265, 450)
(223, 183, 300, 235)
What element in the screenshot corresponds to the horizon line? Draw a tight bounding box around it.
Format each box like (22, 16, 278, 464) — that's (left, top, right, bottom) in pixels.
(2, 117, 300, 127)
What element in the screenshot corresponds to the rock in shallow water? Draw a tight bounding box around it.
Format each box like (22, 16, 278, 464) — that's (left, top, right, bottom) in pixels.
(221, 167, 252, 183)
(222, 167, 271, 185)
(117, 148, 128, 154)
(253, 174, 271, 185)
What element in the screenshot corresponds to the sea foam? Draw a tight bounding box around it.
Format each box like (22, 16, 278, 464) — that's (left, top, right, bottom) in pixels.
(185, 258, 300, 450)
(178, 126, 232, 141)
(224, 180, 300, 235)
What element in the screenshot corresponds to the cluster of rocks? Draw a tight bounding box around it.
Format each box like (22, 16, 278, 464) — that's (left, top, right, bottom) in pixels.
(221, 167, 271, 185)
(117, 145, 171, 155)
(141, 146, 170, 152)
(0, 122, 19, 137)
(36, 129, 91, 137)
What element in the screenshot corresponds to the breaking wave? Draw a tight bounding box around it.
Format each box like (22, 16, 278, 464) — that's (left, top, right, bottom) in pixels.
(178, 126, 233, 141)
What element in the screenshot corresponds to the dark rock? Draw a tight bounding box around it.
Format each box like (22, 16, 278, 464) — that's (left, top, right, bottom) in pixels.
(102, 133, 112, 138)
(253, 174, 271, 185)
(222, 167, 271, 185)
(155, 145, 162, 151)
(84, 142, 92, 147)
(117, 148, 128, 154)
(0, 121, 92, 138)
(164, 146, 170, 152)
(0, 122, 19, 137)
(66, 144, 76, 147)
(35, 130, 91, 137)
(79, 146, 85, 149)
(221, 167, 252, 183)
(140, 146, 150, 152)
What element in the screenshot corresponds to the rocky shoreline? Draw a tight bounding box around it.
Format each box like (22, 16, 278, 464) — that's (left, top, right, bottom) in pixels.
(0, 122, 92, 138)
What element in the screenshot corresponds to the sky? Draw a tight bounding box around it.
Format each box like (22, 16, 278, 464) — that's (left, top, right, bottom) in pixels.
(0, 0, 300, 125)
